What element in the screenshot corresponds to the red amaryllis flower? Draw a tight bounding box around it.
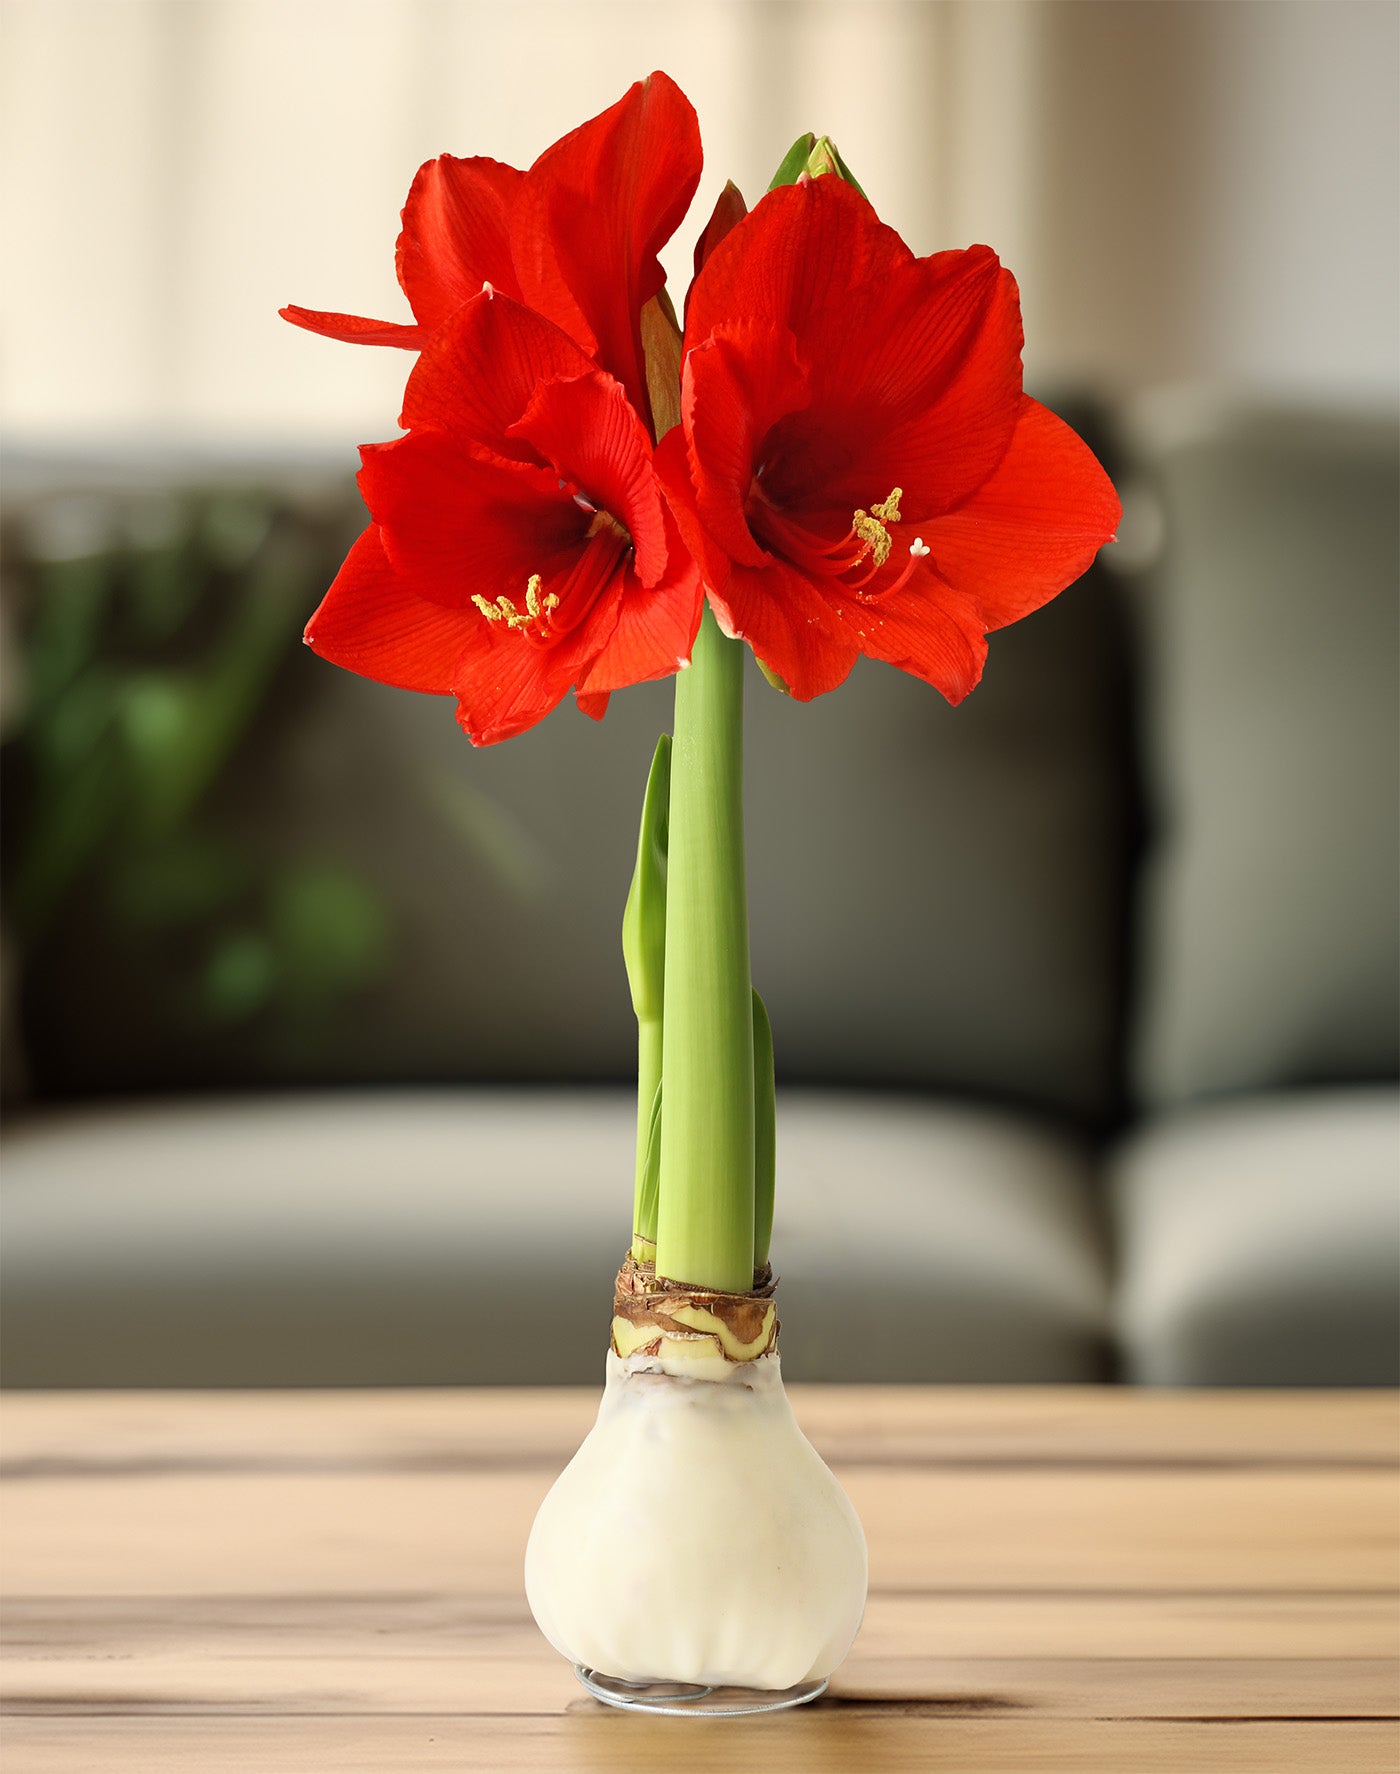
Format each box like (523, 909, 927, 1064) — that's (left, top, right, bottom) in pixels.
(306, 289, 701, 745)
(658, 176, 1121, 702)
(281, 72, 701, 438)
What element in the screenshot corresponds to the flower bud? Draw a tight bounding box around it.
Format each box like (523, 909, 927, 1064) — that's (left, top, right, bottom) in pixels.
(767, 132, 867, 196)
(806, 135, 867, 196)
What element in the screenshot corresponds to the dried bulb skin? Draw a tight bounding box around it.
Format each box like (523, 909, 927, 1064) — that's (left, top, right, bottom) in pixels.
(525, 1350, 867, 1690)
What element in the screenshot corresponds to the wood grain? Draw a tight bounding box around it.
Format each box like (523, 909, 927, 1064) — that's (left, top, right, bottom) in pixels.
(2, 1388, 1396, 1772)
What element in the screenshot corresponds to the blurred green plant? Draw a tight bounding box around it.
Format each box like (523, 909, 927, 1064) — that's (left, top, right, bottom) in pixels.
(3, 486, 392, 1068)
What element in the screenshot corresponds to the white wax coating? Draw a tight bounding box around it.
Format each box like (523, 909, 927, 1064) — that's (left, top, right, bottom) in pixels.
(525, 1350, 868, 1690)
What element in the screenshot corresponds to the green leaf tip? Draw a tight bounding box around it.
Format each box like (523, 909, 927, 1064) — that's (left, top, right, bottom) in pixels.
(621, 732, 670, 1022)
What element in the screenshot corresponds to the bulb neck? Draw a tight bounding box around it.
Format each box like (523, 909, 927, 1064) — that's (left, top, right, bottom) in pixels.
(610, 1252, 778, 1366)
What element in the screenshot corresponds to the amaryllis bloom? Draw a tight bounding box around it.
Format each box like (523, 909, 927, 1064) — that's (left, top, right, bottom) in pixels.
(281, 72, 701, 439)
(306, 290, 700, 745)
(658, 175, 1121, 701)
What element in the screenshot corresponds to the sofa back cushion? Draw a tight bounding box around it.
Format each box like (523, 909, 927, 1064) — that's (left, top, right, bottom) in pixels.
(1129, 401, 1399, 1106)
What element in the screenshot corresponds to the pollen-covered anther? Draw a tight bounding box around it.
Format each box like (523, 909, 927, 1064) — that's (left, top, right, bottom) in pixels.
(851, 509, 893, 569)
(473, 574, 559, 633)
(849, 488, 904, 570)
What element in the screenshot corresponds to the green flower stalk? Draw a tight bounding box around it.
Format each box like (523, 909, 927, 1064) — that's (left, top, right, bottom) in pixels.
(653, 606, 755, 1293)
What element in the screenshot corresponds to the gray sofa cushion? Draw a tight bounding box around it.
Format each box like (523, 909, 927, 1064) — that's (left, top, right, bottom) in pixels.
(1110, 1088, 1400, 1385)
(1127, 402, 1400, 1106)
(0, 1090, 1111, 1386)
(766, 1096, 1110, 1382)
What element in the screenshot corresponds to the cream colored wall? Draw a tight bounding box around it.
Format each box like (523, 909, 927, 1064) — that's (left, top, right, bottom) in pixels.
(1025, 0, 1399, 400)
(1, 0, 1395, 447)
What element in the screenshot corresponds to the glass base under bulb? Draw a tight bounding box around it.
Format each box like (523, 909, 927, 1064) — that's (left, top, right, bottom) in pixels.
(574, 1665, 828, 1716)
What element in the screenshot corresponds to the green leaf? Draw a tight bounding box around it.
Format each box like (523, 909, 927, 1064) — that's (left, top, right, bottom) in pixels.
(752, 987, 776, 1269)
(768, 132, 815, 190)
(625, 735, 670, 1247)
(633, 1076, 664, 1256)
(622, 733, 671, 1022)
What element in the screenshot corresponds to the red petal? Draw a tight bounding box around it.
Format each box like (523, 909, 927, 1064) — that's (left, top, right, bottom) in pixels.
(653, 425, 733, 588)
(452, 639, 578, 746)
(396, 155, 523, 329)
(828, 572, 988, 706)
(707, 556, 859, 703)
(510, 371, 670, 586)
(576, 692, 611, 722)
(685, 179, 1024, 520)
(359, 432, 636, 744)
(401, 289, 597, 447)
(402, 292, 673, 589)
(577, 505, 702, 696)
(358, 433, 584, 609)
(305, 526, 473, 692)
(812, 247, 1023, 519)
(513, 72, 702, 434)
(923, 397, 1122, 629)
(450, 579, 617, 746)
(661, 395, 987, 706)
(280, 305, 423, 349)
(680, 320, 809, 570)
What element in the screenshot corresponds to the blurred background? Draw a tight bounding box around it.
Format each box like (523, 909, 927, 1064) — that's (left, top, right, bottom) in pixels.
(1, 0, 1396, 1389)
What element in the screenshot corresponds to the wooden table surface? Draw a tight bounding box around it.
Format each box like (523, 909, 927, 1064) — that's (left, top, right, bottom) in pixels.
(1, 1386, 1397, 1772)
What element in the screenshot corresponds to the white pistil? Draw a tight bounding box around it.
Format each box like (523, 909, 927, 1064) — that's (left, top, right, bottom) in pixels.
(910, 538, 930, 557)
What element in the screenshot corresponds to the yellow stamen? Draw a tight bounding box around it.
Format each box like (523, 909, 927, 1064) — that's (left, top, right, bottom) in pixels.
(472, 576, 560, 632)
(849, 488, 904, 570)
(851, 509, 892, 568)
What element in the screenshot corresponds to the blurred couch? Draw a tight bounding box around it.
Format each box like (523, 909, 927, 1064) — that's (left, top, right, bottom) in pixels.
(1, 397, 1396, 1387)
